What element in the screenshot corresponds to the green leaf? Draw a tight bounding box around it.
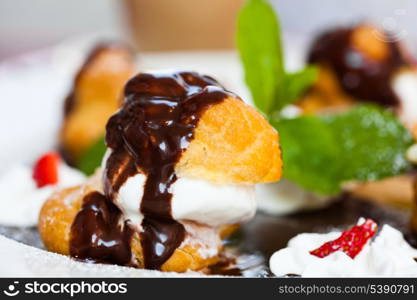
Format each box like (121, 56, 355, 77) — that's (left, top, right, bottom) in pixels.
(237, 0, 317, 116)
(77, 136, 106, 175)
(322, 105, 413, 182)
(274, 105, 413, 195)
(237, 0, 285, 115)
(280, 65, 317, 110)
(276, 115, 342, 194)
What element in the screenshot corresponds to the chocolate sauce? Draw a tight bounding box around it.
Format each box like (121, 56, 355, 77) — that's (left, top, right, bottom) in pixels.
(308, 26, 410, 107)
(206, 254, 270, 277)
(207, 257, 243, 276)
(69, 191, 134, 265)
(101, 71, 233, 269)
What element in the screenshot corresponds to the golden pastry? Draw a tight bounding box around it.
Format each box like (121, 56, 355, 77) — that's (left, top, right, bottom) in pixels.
(60, 43, 135, 165)
(39, 71, 282, 272)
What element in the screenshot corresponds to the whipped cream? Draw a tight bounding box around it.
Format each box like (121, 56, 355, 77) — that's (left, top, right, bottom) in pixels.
(180, 221, 222, 259)
(0, 163, 85, 227)
(256, 180, 332, 215)
(116, 172, 256, 227)
(393, 69, 417, 131)
(270, 220, 417, 277)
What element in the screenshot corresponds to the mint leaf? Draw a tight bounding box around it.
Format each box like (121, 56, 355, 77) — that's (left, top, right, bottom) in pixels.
(322, 105, 413, 182)
(276, 115, 342, 194)
(237, 0, 285, 115)
(237, 0, 317, 116)
(274, 105, 413, 195)
(77, 136, 106, 175)
(280, 66, 317, 111)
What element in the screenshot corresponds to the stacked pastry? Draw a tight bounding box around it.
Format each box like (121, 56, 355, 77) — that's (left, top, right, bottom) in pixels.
(39, 71, 282, 272)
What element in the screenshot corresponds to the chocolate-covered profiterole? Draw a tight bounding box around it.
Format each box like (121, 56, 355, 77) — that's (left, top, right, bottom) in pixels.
(63, 42, 133, 117)
(69, 71, 235, 269)
(308, 26, 412, 107)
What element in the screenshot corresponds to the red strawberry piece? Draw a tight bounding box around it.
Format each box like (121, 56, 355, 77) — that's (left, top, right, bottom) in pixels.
(310, 219, 378, 259)
(32, 151, 60, 188)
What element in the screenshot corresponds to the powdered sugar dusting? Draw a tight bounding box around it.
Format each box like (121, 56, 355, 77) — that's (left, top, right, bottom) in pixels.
(0, 234, 203, 277)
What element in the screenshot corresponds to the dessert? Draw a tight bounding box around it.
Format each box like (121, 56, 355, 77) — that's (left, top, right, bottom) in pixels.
(270, 218, 417, 277)
(299, 24, 417, 130)
(39, 71, 282, 272)
(1, 0, 416, 279)
(297, 24, 417, 207)
(60, 43, 135, 165)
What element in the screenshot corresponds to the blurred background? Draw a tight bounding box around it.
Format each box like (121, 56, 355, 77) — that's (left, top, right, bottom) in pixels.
(1, 0, 417, 60)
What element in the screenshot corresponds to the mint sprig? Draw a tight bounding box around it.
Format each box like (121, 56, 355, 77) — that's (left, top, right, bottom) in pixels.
(237, 0, 317, 115)
(275, 105, 413, 194)
(282, 66, 317, 111)
(237, 0, 412, 194)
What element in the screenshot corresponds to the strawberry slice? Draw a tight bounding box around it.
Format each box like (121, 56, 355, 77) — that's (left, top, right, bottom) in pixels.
(310, 219, 378, 259)
(32, 151, 60, 188)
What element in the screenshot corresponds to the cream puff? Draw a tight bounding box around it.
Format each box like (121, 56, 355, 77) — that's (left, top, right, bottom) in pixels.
(297, 24, 417, 208)
(39, 71, 282, 272)
(60, 43, 135, 165)
(299, 24, 417, 135)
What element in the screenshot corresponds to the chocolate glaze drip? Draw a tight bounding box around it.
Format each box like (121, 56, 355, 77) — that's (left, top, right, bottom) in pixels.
(69, 191, 134, 265)
(100, 71, 233, 269)
(308, 26, 411, 107)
